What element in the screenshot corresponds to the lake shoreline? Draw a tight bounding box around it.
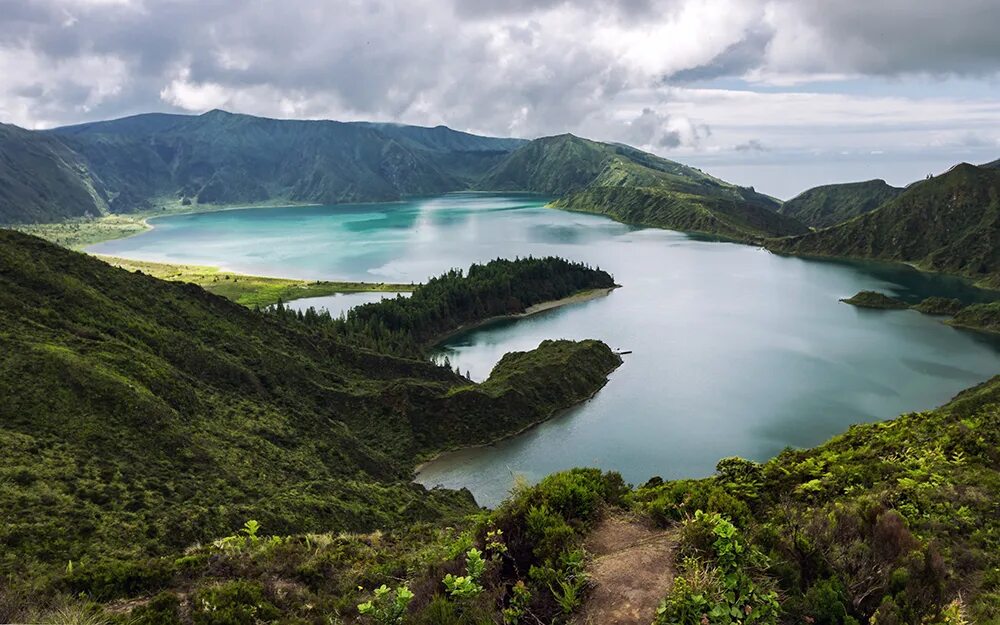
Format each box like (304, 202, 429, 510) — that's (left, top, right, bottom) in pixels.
(412, 357, 622, 484)
(427, 286, 619, 348)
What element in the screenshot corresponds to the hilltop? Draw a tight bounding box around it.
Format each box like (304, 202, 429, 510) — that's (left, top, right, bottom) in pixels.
(483, 134, 807, 239)
(776, 179, 903, 228)
(770, 162, 1000, 287)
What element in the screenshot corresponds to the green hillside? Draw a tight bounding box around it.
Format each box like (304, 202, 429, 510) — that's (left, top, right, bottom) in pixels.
(770, 163, 1000, 287)
(483, 134, 807, 239)
(0, 123, 108, 222)
(49, 110, 524, 212)
(0, 230, 620, 579)
(2, 113, 807, 242)
(0, 112, 526, 224)
(777, 179, 903, 228)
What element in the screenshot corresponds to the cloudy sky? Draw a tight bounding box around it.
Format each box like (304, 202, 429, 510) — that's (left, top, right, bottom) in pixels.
(2, 0, 999, 198)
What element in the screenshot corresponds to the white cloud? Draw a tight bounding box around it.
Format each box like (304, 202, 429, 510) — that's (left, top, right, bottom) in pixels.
(0, 0, 999, 194)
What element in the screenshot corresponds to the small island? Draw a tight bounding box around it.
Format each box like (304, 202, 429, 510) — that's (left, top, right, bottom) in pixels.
(840, 290, 908, 309)
(911, 296, 964, 316)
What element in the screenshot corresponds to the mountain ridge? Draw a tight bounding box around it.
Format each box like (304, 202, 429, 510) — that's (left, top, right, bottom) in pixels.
(768, 162, 1000, 286)
(776, 178, 904, 228)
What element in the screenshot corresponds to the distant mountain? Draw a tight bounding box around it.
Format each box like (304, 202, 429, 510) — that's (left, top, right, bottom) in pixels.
(482, 134, 807, 239)
(0, 123, 108, 222)
(777, 179, 904, 228)
(770, 163, 1000, 286)
(983, 158, 1000, 169)
(45, 110, 525, 213)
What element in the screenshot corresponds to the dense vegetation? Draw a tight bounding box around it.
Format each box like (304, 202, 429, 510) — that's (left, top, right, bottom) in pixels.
(271, 256, 616, 357)
(912, 296, 965, 316)
(776, 179, 903, 229)
(635, 374, 1000, 624)
(0, 230, 621, 596)
(8, 375, 999, 624)
(839, 291, 908, 309)
(483, 134, 807, 239)
(0, 111, 525, 223)
(770, 163, 1000, 287)
(948, 301, 1000, 333)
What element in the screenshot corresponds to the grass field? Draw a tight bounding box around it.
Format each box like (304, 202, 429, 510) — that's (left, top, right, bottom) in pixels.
(100, 256, 414, 307)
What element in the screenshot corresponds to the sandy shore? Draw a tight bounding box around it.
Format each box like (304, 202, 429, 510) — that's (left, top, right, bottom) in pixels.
(428, 286, 618, 347)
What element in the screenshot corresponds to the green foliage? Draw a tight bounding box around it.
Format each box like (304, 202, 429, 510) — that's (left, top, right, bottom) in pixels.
(442, 548, 486, 599)
(64, 557, 175, 601)
(481, 133, 804, 239)
(911, 296, 964, 316)
(770, 162, 1000, 287)
(950, 300, 1000, 332)
(656, 512, 779, 625)
(776, 179, 902, 228)
(0, 231, 621, 585)
(839, 290, 909, 309)
(501, 580, 532, 625)
(191, 581, 280, 625)
(128, 592, 182, 625)
(271, 256, 616, 357)
(357, 584, 414, 625)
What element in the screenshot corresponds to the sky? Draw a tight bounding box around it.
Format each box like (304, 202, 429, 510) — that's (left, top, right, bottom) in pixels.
(2, 0, 999, 198)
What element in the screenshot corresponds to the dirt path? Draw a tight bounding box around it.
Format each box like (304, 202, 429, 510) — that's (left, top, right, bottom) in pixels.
(574, 513, 678, 625)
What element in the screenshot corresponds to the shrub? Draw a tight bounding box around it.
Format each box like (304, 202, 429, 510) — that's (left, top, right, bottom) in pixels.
(357, 584, 414, 625)
(191, 581, 280, 625)
(656, 512, 779, 625)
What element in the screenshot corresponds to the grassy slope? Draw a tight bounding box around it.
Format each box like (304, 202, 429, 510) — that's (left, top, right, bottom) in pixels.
(12, 376, 998, 624)
(482, 134, 807, 239)
(769, 163, 1000, 287)
(777, 179, 904, 229)
(0, 230, 620, 579)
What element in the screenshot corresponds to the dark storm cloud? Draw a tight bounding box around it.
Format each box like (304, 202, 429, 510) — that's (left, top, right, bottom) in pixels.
(772, 0, 1000, 76)
(667, 25, 773, 83)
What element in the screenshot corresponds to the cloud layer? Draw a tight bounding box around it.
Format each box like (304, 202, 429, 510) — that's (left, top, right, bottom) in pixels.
(2, 0, 999, 196)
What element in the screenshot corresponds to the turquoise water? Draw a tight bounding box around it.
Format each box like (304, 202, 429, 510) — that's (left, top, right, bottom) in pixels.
(90, 194, 1000, 506)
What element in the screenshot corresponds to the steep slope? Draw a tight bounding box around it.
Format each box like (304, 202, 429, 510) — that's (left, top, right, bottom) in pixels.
(0, 123, 108, 223)
(482, 134, 807, 239)
(0, 230, 620, 572)
(769, 163, 1000, 286)
(777, 178, 903, 228)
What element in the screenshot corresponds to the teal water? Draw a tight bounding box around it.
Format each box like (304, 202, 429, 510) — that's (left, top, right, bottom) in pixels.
(90, 194, 1000, 506)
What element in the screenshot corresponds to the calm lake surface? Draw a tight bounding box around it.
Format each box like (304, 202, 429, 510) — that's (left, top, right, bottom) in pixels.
(90, 194, 1000, 506)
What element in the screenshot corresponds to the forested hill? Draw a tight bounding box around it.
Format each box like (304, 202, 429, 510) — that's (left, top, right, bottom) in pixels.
(776, 178, 904, 228)
(482, 134, 807, 239)
(769, 162, 1000, 287)
(0, 229, 620, 576)
(275, 256, 617, 357)
(0, 111, 526, 223)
